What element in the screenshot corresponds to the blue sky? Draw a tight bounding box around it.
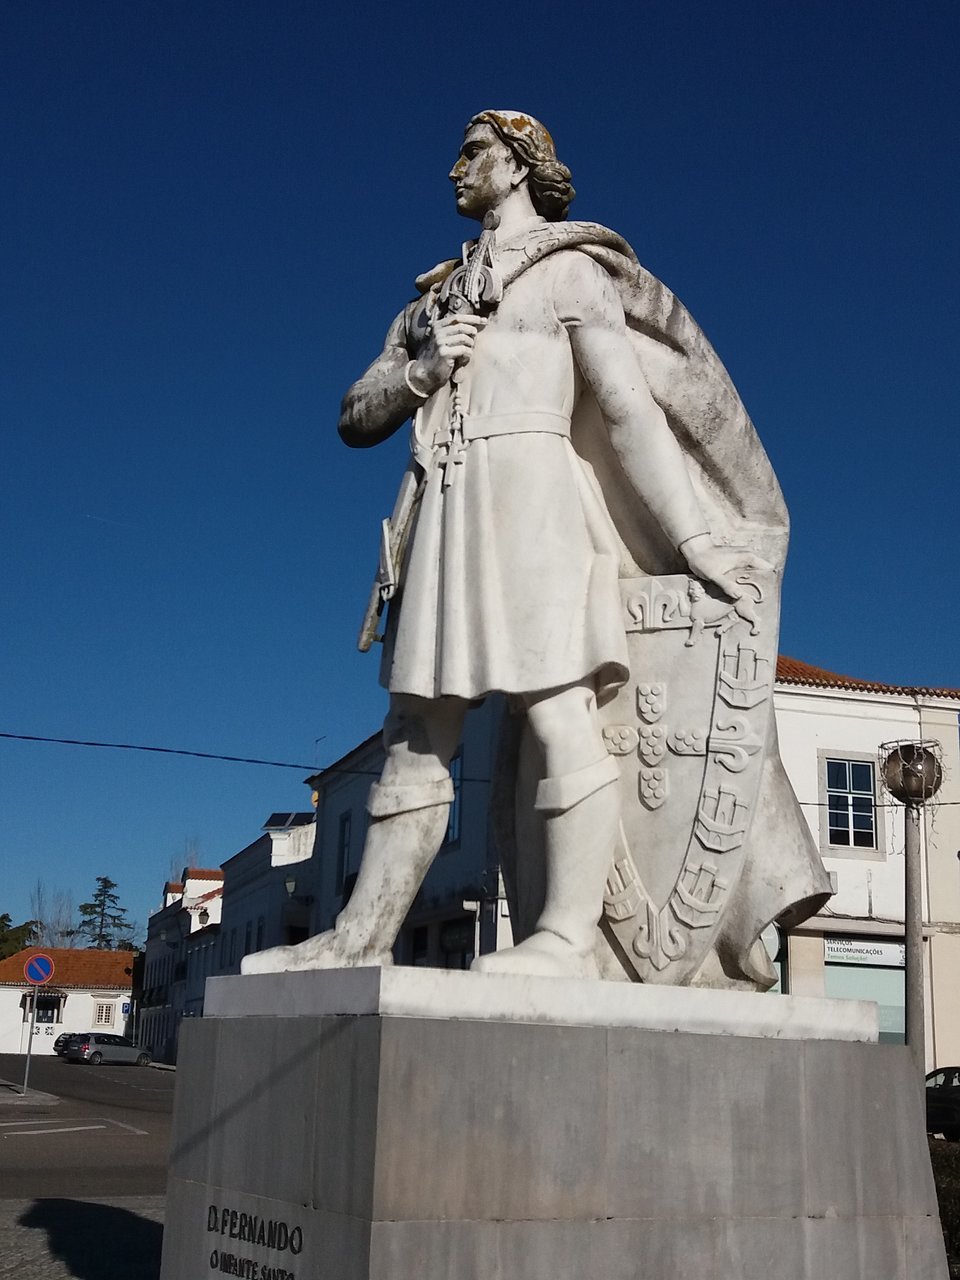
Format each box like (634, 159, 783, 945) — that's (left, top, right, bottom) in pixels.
(2, 0, 957, 937)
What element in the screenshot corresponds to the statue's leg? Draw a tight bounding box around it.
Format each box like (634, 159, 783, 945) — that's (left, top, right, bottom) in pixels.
(242, 693, 467, 974)
(473, 681, 618, 980)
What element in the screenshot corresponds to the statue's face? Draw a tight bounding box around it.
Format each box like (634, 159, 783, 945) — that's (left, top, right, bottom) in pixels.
(448, 123, 521, 220)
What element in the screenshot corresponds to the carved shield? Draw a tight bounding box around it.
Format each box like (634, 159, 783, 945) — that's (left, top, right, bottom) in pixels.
(597, 570, 777, 984)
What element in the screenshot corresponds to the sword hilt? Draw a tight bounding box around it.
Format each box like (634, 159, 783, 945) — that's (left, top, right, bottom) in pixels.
(439, 210, 503, 315)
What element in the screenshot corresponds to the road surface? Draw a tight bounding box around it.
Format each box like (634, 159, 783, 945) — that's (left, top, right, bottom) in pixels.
(0, 1051, 174, 1199)
(0, 1051, 171, 1279)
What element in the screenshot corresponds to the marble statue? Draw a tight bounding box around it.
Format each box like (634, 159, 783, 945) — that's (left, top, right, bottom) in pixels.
(243, 111, 831, 986)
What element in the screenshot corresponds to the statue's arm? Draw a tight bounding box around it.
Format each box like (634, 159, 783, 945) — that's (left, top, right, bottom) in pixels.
(564, 256, 765, 594)
(338, 304, 488, 448)
(563, 258, 708, 549)
(338, 308, 424, 448)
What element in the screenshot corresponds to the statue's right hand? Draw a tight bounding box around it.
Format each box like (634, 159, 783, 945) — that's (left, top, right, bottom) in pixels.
(409, 313, 487, 395)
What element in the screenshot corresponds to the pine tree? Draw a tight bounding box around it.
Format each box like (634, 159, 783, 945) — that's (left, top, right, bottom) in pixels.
(76, 876, 135, 950)
(0, 913, 39, 959)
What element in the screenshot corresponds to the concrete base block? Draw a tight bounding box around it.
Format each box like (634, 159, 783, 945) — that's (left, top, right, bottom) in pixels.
(160, 971, 946, 1279)
(204, 965, 879, 1041)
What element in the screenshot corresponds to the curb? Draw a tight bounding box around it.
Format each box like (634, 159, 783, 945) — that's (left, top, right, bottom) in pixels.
(0, 1079, 60, 1107)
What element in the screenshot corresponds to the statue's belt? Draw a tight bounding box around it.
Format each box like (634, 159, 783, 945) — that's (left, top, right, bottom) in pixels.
(424, 409, 571, 449)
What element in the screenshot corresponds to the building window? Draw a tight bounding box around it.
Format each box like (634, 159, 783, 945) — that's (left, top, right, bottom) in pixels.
(826, 758, 876, 849)
(243, 921, 252, 956)
(25, 994, 62, 1024)
(255, 916, 265, 952)
(95, 1002, 115, 1027)
(336, 811, 352, 892)
(340, 871, 358, 910)
(440, 914, 475, 969)
(411, 926, 430, 967)
(443, 751, 463, 848)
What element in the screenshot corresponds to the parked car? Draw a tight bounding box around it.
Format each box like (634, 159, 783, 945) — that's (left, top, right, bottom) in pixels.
(53, 1032, 84, 1056)
(926, 1067, 960, 1140)
(65, 1033, 151, 1066)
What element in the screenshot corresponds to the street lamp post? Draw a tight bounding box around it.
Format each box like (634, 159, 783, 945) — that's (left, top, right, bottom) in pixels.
(881, 741, 943, 1079)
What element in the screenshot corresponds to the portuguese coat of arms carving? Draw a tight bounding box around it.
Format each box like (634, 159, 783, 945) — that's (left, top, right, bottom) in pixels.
(597, 571, 776, 984)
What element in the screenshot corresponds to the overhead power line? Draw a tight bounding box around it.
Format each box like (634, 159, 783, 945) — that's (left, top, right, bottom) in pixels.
(0, 729, 955, 807)
(0, 731, 319, 772)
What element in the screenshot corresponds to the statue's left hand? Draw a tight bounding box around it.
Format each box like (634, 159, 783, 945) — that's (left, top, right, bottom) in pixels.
(679, 533, 772, 600)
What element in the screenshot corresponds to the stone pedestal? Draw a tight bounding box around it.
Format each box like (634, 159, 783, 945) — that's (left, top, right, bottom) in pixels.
(160, 969, 946, 1279)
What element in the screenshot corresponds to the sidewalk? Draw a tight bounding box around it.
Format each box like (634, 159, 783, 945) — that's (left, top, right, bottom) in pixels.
(0, 1078, 59, 1108)
(0, 1195, 165, 1279)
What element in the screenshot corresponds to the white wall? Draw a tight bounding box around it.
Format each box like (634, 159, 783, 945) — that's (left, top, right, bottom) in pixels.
(774, 688, 960, 924)
(0, 988, 130, 1055)
(775, 683, 960, 1067)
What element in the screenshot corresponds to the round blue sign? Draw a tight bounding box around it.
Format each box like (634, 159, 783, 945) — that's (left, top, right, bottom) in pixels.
(24, 953, 55, 985)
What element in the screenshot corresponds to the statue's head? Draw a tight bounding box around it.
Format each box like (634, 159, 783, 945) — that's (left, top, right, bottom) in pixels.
(449, 110, 575, 223)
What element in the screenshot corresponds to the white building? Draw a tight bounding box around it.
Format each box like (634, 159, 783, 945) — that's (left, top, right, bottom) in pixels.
(140, 866, 224, 1063)
(216, 812, 316, 976)
(0, 947, 135, 1055)
(774, 656, 960, 1065)
(139, 818, 315, 1061)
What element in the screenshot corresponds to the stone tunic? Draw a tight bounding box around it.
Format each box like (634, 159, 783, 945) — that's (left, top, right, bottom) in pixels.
(381, 249, 630, 702)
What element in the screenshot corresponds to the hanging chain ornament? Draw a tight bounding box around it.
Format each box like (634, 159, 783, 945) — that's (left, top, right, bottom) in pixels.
(435, 211, 503, 488)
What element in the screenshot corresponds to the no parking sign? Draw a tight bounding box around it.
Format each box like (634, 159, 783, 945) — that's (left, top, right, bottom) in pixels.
(20, 953, 55, 1095)
(23, 953, 55, 985)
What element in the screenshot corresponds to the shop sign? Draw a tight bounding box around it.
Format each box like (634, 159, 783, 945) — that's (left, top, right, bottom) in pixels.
(825, 937, 905, 968)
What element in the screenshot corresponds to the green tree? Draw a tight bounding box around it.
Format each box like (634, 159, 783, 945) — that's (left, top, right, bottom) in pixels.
(76, 877, 135, 950)
(0, 913, 39, 959)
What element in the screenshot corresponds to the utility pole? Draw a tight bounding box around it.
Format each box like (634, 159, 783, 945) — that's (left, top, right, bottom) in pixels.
(881, 741, 943, 1080)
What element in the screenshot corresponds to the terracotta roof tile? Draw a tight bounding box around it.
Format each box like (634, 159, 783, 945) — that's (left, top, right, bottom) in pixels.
(0, 948, 135, 989)
(164, 882, 183, 893)
(776, 655, 960, 700)
(183, 868, 224, 881)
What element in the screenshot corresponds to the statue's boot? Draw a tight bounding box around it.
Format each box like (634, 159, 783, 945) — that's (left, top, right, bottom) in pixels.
(473, 756, 620, 980)
(241, 776, 453, 975)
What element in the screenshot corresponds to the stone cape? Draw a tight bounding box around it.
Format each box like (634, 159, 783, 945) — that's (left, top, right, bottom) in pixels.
(412, 220, 832, 989)
(410, 220, 791, 570)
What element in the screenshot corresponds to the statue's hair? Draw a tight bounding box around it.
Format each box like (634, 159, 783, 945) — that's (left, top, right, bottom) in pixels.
(467, 110, 575, 222)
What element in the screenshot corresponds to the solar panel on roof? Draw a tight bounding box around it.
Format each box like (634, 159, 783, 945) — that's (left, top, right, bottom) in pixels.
(262, 812, 314, 830)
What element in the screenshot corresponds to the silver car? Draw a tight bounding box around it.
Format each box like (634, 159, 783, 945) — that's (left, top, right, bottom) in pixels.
(65, 1033, 151, 1066)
